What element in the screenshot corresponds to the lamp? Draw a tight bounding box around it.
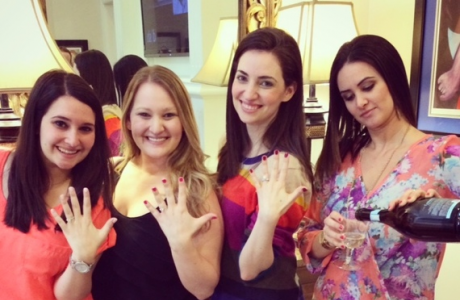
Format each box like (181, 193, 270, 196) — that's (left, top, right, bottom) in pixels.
(0, 0, 71, 142)
(277, 0, 358, 139)
(191, 17, 238, 86)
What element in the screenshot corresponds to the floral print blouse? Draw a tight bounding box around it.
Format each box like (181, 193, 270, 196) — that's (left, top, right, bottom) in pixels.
(298, 135, 460, 300)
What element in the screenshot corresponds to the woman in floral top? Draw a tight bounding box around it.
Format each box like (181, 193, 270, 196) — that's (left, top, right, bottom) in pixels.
(297, 35, 460, 300)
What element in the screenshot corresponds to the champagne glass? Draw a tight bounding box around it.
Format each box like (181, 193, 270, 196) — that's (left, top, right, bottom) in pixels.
(333, 204, 367, 271)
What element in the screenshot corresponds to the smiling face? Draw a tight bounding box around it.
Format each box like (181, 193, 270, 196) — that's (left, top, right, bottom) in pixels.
(338, 61, 397, 129)
(231, 50, 295, 133)
(127, 82, 183, 164)
(39, 95, 96, 172)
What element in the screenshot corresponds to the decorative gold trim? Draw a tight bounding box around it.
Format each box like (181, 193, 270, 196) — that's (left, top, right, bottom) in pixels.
(238, 0, 282, 42)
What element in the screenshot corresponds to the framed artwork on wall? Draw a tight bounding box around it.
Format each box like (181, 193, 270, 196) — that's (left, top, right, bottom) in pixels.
(410, 0, 460, 135)
(55, 39, 88, 54)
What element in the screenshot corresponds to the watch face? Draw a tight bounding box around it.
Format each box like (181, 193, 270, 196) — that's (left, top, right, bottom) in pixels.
(74, 262, 91, 273)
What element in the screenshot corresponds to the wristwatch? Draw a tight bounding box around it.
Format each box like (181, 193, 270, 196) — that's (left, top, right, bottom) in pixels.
(69, 256, 94, 274)
(319, 231, 335, 250)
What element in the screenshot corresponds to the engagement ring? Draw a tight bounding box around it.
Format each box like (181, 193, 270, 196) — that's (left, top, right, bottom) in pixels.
(261, 175, 269, 182)
(67, 216, 75, 222)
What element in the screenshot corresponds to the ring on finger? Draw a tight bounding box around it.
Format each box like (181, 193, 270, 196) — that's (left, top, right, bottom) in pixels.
(156, 206, 166, 213)
(261, 174, 269, 182)
(67, 216, 75, 222)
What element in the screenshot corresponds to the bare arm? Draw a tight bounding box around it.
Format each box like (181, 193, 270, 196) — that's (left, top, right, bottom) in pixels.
(145, 178, 224, 300)
(53, 255, 100, 300)
(238, 152, 310, 280)
(51, 188, 116, 300)
(171, 191, 223, 299)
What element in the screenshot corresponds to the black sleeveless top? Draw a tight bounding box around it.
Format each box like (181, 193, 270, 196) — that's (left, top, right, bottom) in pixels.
(92, 208, 197, 300)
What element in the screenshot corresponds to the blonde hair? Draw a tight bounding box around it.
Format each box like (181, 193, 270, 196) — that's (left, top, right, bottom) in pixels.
(118, 65, 216, 220)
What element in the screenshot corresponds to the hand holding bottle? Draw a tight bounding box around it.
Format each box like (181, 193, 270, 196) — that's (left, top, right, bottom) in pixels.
(389, 188, 440, 210)
(357, 195, 460, 242)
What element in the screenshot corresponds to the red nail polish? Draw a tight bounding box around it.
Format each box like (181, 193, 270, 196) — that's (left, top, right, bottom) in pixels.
(341, 245, 345, 249)
(339, 225, 343, 231)
(143, 200, 148, 205)
(152, 187, 157, 192)
(262, 156, 267, 161)
(162, 179, 167, 184)
(340, 235, 345, 240)
(179, 177, 184, 183)
(302, 188, 307, 192)
(212, 216, 217, 220)
(338, 217, 342, 222)
(284, 153, 289, 158)
(249, 169, 253, 173)
(275, 150, 279, 155)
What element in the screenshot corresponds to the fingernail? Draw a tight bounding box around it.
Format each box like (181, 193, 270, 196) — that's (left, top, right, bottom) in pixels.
(262, 156, 267, 161)
(275, 150, 279, 155)
(152, 187, 157, 192)
(407, 197, 412, 201)
(162, 179, 167, 184)
(249, 169, 253, 173)
(340, 235, 345, 240)
(338, 217, 342, 222)
(143, 200, 148, 205)
(302, 188, 307, 192)
(339, 225, 343, 231)
(179, 177, 184, 183)
(341, 245, 345, 249)
(212, 216, 217, 220)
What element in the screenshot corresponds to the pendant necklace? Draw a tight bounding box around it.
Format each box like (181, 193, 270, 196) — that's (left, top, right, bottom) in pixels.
(359, 125, 410, 194)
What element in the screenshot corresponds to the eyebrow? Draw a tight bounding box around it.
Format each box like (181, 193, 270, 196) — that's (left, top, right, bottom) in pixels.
(339, 76, 375, 93)
(51, 116, 95, 127)
(236, 70, 278, 82)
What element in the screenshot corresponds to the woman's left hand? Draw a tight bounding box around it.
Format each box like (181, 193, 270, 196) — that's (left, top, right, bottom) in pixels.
(389, 188, 440, 211)
(249, 151, 309, 220)
(144, 177, 217, 250)
(51, 187, 117, 263)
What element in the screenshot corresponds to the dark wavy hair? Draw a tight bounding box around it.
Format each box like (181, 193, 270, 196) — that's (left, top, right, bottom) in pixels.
(113, 55, 147, 106)
(217, 27, 313, 185)
(315, 34, 416, 183)
(4, 70, 115, 233)
(74, 49, 118, 106)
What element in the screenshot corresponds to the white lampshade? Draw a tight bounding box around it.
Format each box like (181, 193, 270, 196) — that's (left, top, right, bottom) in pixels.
(191, 17, 238, 86)
(277, 0, 358, 84)
(0, 0, 72, 94)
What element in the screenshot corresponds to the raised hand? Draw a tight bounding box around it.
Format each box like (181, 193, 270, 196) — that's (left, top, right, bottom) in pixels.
(50, 187, 117, 263)
(249, 151, 309, 220)
(143, 177, 217, 250)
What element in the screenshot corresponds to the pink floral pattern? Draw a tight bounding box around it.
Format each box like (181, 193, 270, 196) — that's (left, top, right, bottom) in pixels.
(298, 135, 460, 300)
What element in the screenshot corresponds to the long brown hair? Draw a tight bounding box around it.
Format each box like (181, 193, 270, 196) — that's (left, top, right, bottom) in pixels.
(315, 35, 417, 184)
(119, 65, 215, 218)
(5, 70, 114, 233)
(217, 27, 313, 185)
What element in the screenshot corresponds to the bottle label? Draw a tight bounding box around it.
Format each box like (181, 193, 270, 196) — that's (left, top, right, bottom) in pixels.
(370, 210, 381, 222)
(423, 199, 460, 218)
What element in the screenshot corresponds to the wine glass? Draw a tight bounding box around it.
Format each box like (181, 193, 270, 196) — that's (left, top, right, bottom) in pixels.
(333, 206, 367, 271)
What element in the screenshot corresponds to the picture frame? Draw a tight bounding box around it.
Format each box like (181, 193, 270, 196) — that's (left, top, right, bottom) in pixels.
(55, 39, 88, 54)
(410, 0, 460, 135)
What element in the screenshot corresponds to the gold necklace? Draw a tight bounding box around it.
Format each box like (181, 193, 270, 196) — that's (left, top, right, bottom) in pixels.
(360, 125, 410, 193)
